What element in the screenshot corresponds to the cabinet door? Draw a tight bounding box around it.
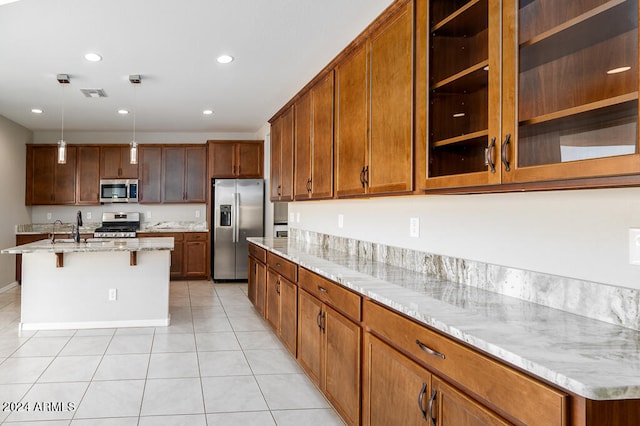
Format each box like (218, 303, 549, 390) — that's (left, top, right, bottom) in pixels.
(297, 289, 323, 384)
(209, 141, 236, 177)
(335, 43, 369, 197)
(139, 146, 162, 203)
(279, 277, 298, 357)
(501, 0, 640, 184)
(119, 147, 139, 178)
(363, 334, 432, 426)
(368, 0, 414, 194)
(100, 146, 123, 178)
(294, 90, 313, 200)
(266, 269, 281, 332)
(323, 305, 361, 426)
(184, 233, 208, 278)
(162, 147, 187, 203)
(76, 146, 100, 205)
(27, 145, 55, 205)
(433, 377, 509, 426)
(270, 116, 283, 200)
(311, 72, 335, 199)
(185, 146, 207, 202)
(280, 107, 295, 201)
(248, 257, 258, 305)
(425, 0, 502, 189)
(255, 261, 267, 316)
(54, 146, 77, 204)
(237, 142, 263, 178)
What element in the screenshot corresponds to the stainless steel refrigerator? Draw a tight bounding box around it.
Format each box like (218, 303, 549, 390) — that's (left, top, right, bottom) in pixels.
(212, 179, 264, 281)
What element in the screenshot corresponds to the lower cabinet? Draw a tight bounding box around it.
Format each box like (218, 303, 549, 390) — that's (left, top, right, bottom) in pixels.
(138, 232, 209, 280)
(266, 269, 298, 356)
(248, 244, 267, 316)
(297, 272, 361, 426)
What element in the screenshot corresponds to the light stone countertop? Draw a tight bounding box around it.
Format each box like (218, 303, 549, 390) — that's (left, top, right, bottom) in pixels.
(15, 221, 208, 235)
(2, 237, 174, 254)
(248, 237, 640, 401)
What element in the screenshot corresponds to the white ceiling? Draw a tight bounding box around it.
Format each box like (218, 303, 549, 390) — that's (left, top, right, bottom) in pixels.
(0, 0, 394, 134)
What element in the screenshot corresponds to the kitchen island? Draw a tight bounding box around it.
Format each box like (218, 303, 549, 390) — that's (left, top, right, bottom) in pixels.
(1, 237, 174, 331)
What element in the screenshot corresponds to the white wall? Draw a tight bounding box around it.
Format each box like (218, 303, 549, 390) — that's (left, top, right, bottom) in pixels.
(288, 188, 640, 290)
(0, 116, 32, 286)
(255, 123, 274, 238)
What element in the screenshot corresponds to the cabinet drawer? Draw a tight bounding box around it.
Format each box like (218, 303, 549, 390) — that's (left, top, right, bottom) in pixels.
(185, 232, 207, 242)
(364, 300, 567, 426)
(299, 268, 361, 323)
(267, 252, 297, 282)
(248, 243, 267, 263)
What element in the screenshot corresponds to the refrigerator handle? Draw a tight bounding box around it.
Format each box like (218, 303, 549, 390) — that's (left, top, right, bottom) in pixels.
(234, 192, 240, 243)
(231, 193, 237, 243)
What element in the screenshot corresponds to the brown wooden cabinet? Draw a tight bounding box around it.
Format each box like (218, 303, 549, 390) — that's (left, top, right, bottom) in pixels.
(138, 232, 209, 280)
(208, 140, 263, 178)
(100, 145, 138, 179)
(25, 145, 77, 205)
(294, 72, 335, 200)
(76, 145, 101, 205)
(297, 269, 362, 426)
(270, 106, 294, 201)
(335, 0, 414, 197)
(139, 146, 162, 203)
(248, 255, 267, 315)
(422, 0, 640, 191)
(162, 146, 207, 203)
(265, 253, 298, 356)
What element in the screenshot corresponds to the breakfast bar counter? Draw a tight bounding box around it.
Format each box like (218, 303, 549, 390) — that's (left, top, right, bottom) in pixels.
(2, 237, 174, 332)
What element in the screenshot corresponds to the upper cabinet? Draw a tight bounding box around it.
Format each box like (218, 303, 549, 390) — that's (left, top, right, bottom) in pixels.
(76, 145, 101, 205)
(270, 106, 295, 201)
(139, 145, 162, 203)
(335, 0, 414, 197)
(294, 72, 335, 200)
(25, 145, 77, 205)
(501, 0, 640, 184)
(100, 145, 138, 179)
(423, 0, 640, 190)
(208, 140, 263, 178)
(162, 145, 207, 203)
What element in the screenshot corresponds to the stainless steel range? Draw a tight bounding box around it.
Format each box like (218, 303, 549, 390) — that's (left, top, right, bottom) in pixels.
(94, 212, 141, 238)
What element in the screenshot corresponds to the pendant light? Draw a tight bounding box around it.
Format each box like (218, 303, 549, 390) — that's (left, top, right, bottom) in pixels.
(129, 74, 141, 164)
(56, 74, 70, 164)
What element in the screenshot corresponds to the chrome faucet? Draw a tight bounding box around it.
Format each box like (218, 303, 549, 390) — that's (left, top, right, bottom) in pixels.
(50, 219, 63, 243)
(72, 210, 83, 243)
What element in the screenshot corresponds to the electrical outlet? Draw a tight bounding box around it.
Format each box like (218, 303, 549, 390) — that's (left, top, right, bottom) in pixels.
(46, 212, 52, 220)
(338, 214, 344, 229)
(296, 212, 300, 223)
(410, 217, 420, 238)
(108, 288, 117, 301)
(86, 212, 92, 220)
(195, 210, 200, 218)
(146, 211, 152, 219)
(289, 212, 295, 223)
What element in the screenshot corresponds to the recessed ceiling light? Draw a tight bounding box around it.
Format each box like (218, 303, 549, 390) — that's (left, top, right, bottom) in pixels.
(85, 52, 102, 62)
(216, 55, 233, 64)
(31, 108, 43, 114)
(203, 109, 214, 115)
(607, 66, 631, 74)
(118, 109, 129, 115)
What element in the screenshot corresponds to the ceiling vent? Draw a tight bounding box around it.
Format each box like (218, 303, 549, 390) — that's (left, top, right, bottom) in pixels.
(80, 88, 107, 98)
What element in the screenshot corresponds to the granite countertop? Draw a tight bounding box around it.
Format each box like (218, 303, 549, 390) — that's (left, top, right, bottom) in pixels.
(15, 221, 208, 235)
(2, 237, 174, 254)
(248, 237, 640, 401)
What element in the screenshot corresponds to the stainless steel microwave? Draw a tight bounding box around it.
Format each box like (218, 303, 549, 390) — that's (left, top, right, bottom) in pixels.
(99, 179, 138, 203)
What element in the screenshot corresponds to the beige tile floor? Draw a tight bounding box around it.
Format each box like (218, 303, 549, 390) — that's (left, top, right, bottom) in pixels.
(0, 281, 344, 425)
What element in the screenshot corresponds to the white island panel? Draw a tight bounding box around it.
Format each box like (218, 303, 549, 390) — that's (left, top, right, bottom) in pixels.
(6, 238, 175, 331)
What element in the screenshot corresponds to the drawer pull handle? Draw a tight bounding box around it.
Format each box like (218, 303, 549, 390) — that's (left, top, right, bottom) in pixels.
(317, 286, 328, 294)
(276, 262, 281, 267)
(416, 339, 445, 359)
(418, 382, 427, 420)
(427, 389, 437, 426)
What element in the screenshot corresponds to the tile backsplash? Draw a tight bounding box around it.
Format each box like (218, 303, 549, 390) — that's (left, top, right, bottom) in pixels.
(290, 228, 640, 331)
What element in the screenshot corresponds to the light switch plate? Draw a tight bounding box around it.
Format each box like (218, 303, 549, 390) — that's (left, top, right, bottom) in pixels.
(629, 228, 640, 265)
(195, 210, 200, 218)
(338, 214, 344, 229)
(289, 212, 295, 223)
(296, 212, 301, 223)
(46, 212, 52, 220)
(86, 212, 92, 220)
(410, 217, 420, 238)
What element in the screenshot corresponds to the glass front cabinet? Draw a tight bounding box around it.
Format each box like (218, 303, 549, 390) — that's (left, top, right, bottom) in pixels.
(424, 0, 639, 189)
